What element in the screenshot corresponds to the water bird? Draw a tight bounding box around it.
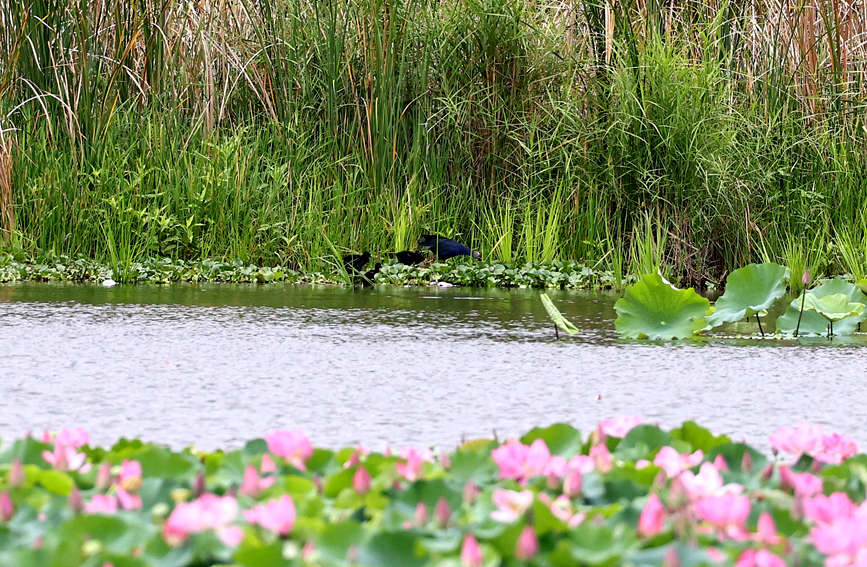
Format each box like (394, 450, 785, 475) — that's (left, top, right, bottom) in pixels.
(418, 235, 481, 261)
(392, 251, 427, 265)
(342, 252, 370, 273)
(363, 263, 382, 282)
(101, 279, 117, 287)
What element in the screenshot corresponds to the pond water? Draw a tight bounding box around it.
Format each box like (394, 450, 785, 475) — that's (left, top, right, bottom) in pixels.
(1, 283, 865, 451)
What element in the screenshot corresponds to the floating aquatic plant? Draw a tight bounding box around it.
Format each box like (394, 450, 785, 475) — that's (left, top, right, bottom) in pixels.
(704, 263, 789, 336)
(614, 274, 711, 339)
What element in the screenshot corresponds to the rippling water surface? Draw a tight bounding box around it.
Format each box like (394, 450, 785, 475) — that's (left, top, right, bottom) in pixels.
(1, 283, 865, 450)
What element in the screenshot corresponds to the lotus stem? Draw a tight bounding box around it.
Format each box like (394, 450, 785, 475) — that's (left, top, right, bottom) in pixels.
(755, 313, 764, 337)
(829, 320, 834, 339)
(553, 323, 559, 340)
(794, 288, 806, 337)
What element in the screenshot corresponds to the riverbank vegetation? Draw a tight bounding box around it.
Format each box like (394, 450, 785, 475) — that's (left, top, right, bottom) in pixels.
(0, 419, 861, 566)
(2, 0, 867, 287)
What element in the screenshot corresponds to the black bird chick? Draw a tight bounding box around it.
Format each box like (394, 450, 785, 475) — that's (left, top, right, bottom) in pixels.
(418, 235, 482, 261)
(392, 251, 427, 265)
(362, 263, 382, 283)
(342, 252, 370, 273)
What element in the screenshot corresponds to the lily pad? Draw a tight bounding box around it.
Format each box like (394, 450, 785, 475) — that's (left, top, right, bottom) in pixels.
(614, 274, 710, 339)
(706, 263, 789, 328)
(803, 293, 864, 322)
(776, 278, 867, 335)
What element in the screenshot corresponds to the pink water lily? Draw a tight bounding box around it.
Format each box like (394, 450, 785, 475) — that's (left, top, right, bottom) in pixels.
(243, 494, 296, 535)
(353, 466, 371, 494)
(491, 439, 551, 483)
(803, 492, 857, 525)
(117, 460, 142, 493)
(808, 501, 867, 566)
(116, 487, 142, 510)
(695, 493, 751, 540)
(815, 433, 858, 465)
(85, 494, 118, 515)
(654, 446, 703, 478)
(461, 534, 483, 567)
(164, 494, 243, 547)
(638, 493, 666, 537)
(42, 443, 90, 473)
(597, 415, 643, 439)
(396, 448, 428, 482)
(54, 428, 90, 448)
(491, 488, 534, 523)
(265, 431, 313, 470)
(753, 512, 781, 546)
(539, 493, 585, 527)
(0, 492, 13, 522)
(590, 443, 613, 473)
(779, 466, 823, 497)
(735, 549, 787, 567)
(769, 423, 857, 464)
(240, 464, 276, 498)
(676, 462, 724, 500)
(515, 525, 539, 560)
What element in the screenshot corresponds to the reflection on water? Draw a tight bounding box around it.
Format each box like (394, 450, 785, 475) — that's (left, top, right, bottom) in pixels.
(1, 282, 865, 450)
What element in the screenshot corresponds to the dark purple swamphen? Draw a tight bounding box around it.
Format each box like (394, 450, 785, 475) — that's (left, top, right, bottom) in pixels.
(342, 252, 370, 273)
(418, 235, 482, 261)
(392, 251, 427, 265)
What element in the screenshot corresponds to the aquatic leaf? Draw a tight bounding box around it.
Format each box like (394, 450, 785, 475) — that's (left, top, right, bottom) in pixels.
(803, 292, 864, 322)
(776, 278, 867, 335)
(614, 274, 710, 339)
(520, 423, 582, 458)
(777, 278, 867, 336)
(359, 532, 427, 567)
(705, 263, 789, 328)
(539, 293, 579, 335)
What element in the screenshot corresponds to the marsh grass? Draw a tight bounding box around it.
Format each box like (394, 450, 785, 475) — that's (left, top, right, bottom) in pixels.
(2, 0, 867, 283)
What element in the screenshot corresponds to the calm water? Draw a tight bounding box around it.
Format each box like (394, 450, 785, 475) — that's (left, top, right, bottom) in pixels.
(1, 283, 865, 451)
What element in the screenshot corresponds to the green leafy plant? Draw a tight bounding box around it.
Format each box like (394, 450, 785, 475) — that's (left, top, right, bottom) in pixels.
(539, 293, 579, 338)
(614, 273, 711, 339)
(776, 279, 867, 336)
(705, 263, 789, 336)
(803, 293, 865, 337)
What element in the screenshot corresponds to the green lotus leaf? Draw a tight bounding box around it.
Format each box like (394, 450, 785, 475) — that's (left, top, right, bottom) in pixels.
(540, 293, 579, 335)
(614, 274, 710, 339)
(776, 278, 867, 335)
(857, 278, 867, 293)
(803, 292, 864, 322)
(705, 263, 789, 328)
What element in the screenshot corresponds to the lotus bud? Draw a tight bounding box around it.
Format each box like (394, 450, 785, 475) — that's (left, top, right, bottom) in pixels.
(546, 473, 561, 491)
(463, 481, 479, 504)
(8, 459, 24, 487)
(260, 453, 277, 473)
(438, 451, 451, 470)
(344, 451, 361, 468)
(414, 502, 429, 525)
(563, 469, 582, 498)
(68, 488, 84, 514)
(353, 466, 371, 495)
(760, 464, 774, 482)
(32, 536, 43, 550)
(193, 473, 206, 497)
(96, 462, 112, 490)
(460, 534, 483, 567)
(712, 454, 728, 471)
(0, 492, 13, 522)
(802, 270, 811, 285)
(741, 451, 753, 472)
(664, 546, 681, 567)
(514, 525, 538, 560)
(434, 498, 451, 528)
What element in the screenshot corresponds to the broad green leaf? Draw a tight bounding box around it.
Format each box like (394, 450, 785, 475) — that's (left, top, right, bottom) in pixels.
(706, 263, 788, 328)
(614, 274, 710, 339)
(540, 293, 579, 335)
(803, 292, 864, 322)
(359, 532, 427, 567)
(776, 278, 867, 335)
(520, 423, 582, 458)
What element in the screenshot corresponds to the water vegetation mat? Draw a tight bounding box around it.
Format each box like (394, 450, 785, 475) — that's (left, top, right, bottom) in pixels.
(0, 419, 862, 566)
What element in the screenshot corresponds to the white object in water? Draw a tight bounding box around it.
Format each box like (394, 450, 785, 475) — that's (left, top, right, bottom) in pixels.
(101, 279, 117, 287)
(436, 281, 454, 288)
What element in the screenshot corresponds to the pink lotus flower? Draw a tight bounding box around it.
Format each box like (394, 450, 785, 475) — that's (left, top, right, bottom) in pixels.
(515, 525, 538, 560)
(809, 503, 867, 566)
(803, 492, 856, 525)
(597, 415, 643, 439)
(638, 493, 666, 537)
(240, 465, 276, 498)
(491, 439, 551, 484)
(434, 498, 451, 527)
(563, 468, 582, 497)
(769, 423, 857, 464)
(676, 463, 724, 500)
(753, 512, 781, 546)
(491, 489, 534, 523)
(589, 443, 613, 473)
(265, 431, 313, 470)
(414, 502, 429, 525)
(567, 454, 597, 474)
(463, 481, 480, 504)
(0, 492, 13, 522)
(712, 455, 729, 471)
(461, 534, 483, 567)
(353, 466, 371, 495)
(779, 466, 823, 498)
(118, 460, 142, 492)
(735, 549, 787, 567)
(815, 433, 858, 465)
(42, 443, 89, 473)
(654, 446, 703, 478)
(55, 428, 90, 448)
(164, 494, 243, 547)
(260, 454, 277, 473)
(544, 455, 567, 479)
(243, 494, 296, 536)
(116, 487, 142, 510)
(8, 460, 24, 487)
(85, 494, 118, 515)
(396, 448, 428, 482)
(695, 493, 751, 540)
(539, 493, 585, 527)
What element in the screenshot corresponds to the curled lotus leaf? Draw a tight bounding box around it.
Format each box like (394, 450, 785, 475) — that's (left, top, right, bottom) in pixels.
(614, 274, 711, 339)
(803, 293, 864, 322)
(776, 278, 867, 335)
(540, 293, 579, 335)
(705, 263, 789, 329)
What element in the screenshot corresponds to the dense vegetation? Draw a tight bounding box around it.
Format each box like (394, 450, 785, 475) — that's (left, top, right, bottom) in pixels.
(0, 419, 862, 566)
(2, 0, 867, 286)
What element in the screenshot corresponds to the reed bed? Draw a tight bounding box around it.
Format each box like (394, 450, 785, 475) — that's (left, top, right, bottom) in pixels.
(1, 0, 867, 284)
